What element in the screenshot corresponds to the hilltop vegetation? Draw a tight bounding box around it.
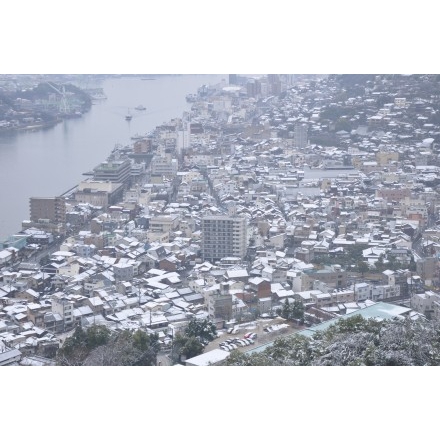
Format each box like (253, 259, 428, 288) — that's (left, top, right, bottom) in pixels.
(224, 315, 440, 366)
(56, 325, 160, 366)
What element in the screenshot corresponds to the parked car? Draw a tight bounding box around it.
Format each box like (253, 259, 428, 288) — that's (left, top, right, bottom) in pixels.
(244, 332, 253, 339)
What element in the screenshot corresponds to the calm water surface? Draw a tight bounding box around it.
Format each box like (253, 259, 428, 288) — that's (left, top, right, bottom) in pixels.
(0, 75, 227, 239)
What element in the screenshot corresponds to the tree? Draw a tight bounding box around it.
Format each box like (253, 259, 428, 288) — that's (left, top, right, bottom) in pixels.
(224, 349, 276, 366)
(281, 299, 291, 319)
(185, 318, 217, 345)
(225, 315, 440, 366)
(181, 337, 205, 360)
(279, 298, 304, 321)
(356, 261, 369, 277)
(82, 332, 137, 366)
(225, 334, 314, 366)
(409, 256, 417, 272)
(85, 324, 111, 349)
(56, 325, 89, 366)
(171, 333, 204, 364)
(291, 299, 305, 321)
(374, 254, 385, 272)
(131, 329, 160, 366)
(57, 325, 159, 366)
(83, 329, 160, 366)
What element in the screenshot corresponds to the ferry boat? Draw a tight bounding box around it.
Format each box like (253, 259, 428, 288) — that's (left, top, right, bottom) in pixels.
(135, 105, 146, 111)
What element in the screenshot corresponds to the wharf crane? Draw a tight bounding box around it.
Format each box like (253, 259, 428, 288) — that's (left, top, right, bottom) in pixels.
(46, 81, 70, 114)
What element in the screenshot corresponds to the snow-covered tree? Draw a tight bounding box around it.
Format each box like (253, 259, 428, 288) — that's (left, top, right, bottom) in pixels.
(225, 315, 440, 366)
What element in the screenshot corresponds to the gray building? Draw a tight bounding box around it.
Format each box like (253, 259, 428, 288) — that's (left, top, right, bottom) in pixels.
(294, 122, 308, 149)
(201, 215, 247, 262)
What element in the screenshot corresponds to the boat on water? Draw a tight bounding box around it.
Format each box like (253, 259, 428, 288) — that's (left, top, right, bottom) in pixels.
(125, 109, 132, 121)
(131, 133, 146, 140)
(135, 105, 146, 111)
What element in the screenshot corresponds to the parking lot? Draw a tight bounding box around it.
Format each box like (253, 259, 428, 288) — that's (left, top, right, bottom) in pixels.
(205, 317, 302, 354)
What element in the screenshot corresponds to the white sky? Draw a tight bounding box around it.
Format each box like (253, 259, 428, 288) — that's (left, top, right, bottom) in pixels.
(2, 1, 439, 73)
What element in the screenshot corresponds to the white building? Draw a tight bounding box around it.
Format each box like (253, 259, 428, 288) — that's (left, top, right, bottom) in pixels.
(51, 296, 74, 329)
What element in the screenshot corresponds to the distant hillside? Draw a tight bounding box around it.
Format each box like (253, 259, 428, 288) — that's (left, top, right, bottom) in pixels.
(329, 74, 377, 88)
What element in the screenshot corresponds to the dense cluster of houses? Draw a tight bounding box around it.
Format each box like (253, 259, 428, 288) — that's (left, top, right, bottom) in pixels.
(2, 74, 440, 365)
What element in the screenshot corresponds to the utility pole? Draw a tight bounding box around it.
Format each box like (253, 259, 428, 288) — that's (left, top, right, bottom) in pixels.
(169, 325, 174, 365)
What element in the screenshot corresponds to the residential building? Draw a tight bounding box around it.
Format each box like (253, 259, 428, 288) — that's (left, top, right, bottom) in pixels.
(371, 284, 401, 301)
(201, 215, 247, 262)
(150, 155, 178, 179)
(294, 122, 308, 149)
(411, 291, 440, 318)
(51, 296, 74, 330)
(29, 197, 66, 223)
(305, 265, 347, 289)
(207, 291, 233, 322)
(113, 262, 134, 282)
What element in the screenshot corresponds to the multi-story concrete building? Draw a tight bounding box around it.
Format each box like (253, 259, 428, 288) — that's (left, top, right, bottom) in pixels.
(74, 181, 124, 208)
(150, 155, 178, 179)
(294, 122, 308, 149)
(376, 187, 411, 202)
(201, 215, 247, 262)
(29, 197, 66, 223)
(113, 262, 134, 282)
(149, 215, 180, 234)
(411, 291, 440, 318)
(353, 282, 372, 301)
(93, 159, 132, 184)
(305, 265, 347, 289)
(372, 284, 401, 301)
(51, 296, 74, 331)
(207, 291, 233, 322)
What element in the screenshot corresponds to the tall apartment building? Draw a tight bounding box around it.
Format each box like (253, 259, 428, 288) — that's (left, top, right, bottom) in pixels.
(294, 122, 308, 149)
(246, 79, 261, 98)
(201, 215, 247, 262)
(30, 197, 66, 223)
